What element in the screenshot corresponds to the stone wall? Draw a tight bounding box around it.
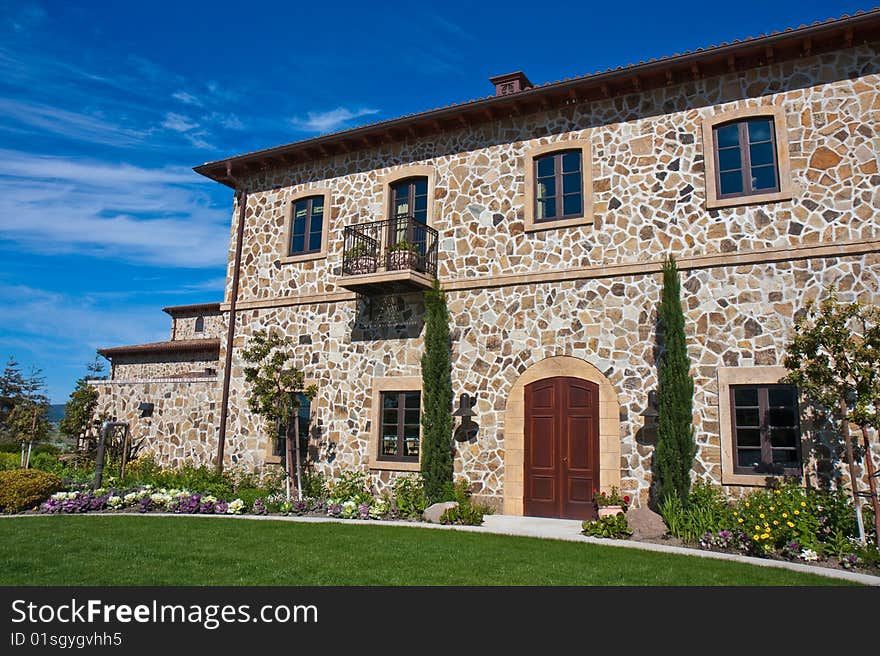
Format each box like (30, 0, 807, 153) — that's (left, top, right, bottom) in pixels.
(111, 351, 220, 380)
(171, 312, 223, 341)
(91, 377, 220, 469)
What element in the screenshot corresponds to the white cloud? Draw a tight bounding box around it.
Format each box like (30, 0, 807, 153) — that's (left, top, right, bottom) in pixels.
(161, 112, 199, 132)
(208, 112, 244, 131)
(0, 150, 229, 268)
(172, 90, 202, 106)
(290, 106, 380, 133)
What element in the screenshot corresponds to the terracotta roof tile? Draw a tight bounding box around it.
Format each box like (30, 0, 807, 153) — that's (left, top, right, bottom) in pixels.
(98, 339, 220, 358)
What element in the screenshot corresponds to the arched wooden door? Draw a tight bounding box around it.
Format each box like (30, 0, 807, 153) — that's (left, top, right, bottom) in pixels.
(524, 377, 599, 520)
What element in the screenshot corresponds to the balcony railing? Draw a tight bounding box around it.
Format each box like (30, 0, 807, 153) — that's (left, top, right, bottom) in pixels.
(339, 215, 438, 293)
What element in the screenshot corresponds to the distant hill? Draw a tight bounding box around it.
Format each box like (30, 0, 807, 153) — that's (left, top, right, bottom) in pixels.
(48, 404, 65, 424)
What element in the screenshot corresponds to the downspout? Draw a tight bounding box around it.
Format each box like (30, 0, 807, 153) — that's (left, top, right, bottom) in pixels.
(216, 163, 247, 473)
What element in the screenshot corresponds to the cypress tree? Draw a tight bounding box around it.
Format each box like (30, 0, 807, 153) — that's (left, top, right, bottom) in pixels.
(421, 279, 454, 503)
(654, 255, 697, 506)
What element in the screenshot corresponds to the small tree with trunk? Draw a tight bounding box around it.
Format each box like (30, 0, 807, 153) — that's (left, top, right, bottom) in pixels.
(60, 355, 106, 449)
(242, 330, 316, 501)
(0, 356, 25, 441)
(783, 287, 880, 546)
(8, 367, 50, 468)
(420, 279, 454, 503)
(654, 255, 697, 506)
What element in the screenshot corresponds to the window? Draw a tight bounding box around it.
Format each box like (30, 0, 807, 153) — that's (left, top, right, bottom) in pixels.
(730, 384, 801, 476)
(194, 316, 205, 333)
(390, 177, 428, 223)
(378, 390, 421, 462)
(289, 196, 325, 256)
(534, 150, 583, 222)
(713, 118, 779, 198)
(702, 107, 792, 209)
(273, 393, 311, 460)
(523, 138, 593, 232)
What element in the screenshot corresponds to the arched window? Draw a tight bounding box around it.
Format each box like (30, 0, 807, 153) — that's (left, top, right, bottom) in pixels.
(533, 149, 583, 222)
(389, 176, 428, 223)
(194, 316, 205, 333)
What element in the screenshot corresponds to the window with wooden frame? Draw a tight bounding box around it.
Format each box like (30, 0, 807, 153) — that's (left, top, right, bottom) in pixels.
(194, 316, 205, 333)
(713, 118, 779, 199)
(701, 106, 792, 209)
(522, 138, 593, 232)
(378, 390, 421, 462)
(288, 195, 325, 257)
(389, 177, 428, 223)
(730, 384, 802, 476)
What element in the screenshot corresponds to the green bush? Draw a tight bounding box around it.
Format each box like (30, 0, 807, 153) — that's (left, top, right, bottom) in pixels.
(391, 473, 426, 519)
(440, 501, 488, 526)
(0, 453, 19, 471)
(582, 513, 633, 539)
(0, 469, 62, 512)
(659, 479, 734, 543)
(121, 458, 235, 498)
(326, 471, 371, 504)
(301, 468, 327, 498)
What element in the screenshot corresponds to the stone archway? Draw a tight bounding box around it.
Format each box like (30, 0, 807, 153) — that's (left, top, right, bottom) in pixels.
(502, 356, 620, 516)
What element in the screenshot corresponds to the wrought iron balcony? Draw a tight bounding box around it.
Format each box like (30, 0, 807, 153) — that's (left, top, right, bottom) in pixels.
(339, 215, 438, 294)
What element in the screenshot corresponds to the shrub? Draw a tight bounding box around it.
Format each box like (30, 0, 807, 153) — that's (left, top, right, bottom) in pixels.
(391, 474, 426, 519)
(659, 480, 733, 543)
(326, 470, 372, 504)
(0, 453, 19, 471)
(582, 514, 633, 539)
(0, 469, 62, 512)
(301, 468, 327, 498)
(440, 502, 488, 526)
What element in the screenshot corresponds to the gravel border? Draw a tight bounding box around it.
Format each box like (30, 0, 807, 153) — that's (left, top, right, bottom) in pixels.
(2, 512, 878, 586)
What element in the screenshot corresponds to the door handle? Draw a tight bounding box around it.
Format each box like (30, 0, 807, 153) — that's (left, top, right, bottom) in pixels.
(562, 456, 568, 462)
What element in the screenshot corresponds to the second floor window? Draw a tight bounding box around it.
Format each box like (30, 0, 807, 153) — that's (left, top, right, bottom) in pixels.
(194, 316, 205, 333)
(289, 196, 324, 256)
(534, 150, 583, 222)
(390, 177, 428, 223)
(713, 118, 779, 198)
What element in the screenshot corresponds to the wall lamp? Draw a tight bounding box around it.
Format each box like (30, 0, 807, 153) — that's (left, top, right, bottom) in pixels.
(452, 393, 479, 442)
(138, 402, 154, 418)
(641, 390, 659, 428)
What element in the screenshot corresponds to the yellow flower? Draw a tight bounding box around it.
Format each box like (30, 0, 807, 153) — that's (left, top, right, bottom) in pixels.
(755, 525, 761, 530)
(759, 513, 765, 519)
(794, 510, 800, 515)
(782, 513, 788, 518)
(745, 502, 750, 507)
(733, 511, 738, 516)
(769, 506, 775, 511)
(738, 518, 744, 523)
(775, 490, 781, 495)
(787, 521, 795, 528)
(773, 520, 779, 525)
(801, 501, 806, 507)
(761, 533, 769, 539)
(753, 534, 760, 540)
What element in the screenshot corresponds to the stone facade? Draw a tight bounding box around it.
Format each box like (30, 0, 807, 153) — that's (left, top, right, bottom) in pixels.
(111, 350, 219, 381)
(170, 312, 223, 341)
(96, 35, 880, 512)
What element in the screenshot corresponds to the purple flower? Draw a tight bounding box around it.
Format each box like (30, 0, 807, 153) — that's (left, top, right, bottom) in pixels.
(41, 498, 62, 514)
(214, 500, 228, 514)
(138, 498, 154, 513)
(326, 503, 342, 518)
(89, 494, 109, 511)
(252, 499, 267, 515)
(199, 500, 215, 514)
(358, 502, 370, 520)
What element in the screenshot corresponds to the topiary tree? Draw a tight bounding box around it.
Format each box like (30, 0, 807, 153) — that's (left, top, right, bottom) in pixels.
(654, 255, 697, 507)
(783, 287, 880, 546)
(420, 279, 454, 503)
(242, 330, 316, 501)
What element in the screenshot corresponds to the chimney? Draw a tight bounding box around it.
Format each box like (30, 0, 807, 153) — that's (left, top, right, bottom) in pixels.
(489, 71, 532, 97)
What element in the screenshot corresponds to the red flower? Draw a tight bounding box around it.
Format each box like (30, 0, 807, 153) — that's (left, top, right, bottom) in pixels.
(623, 496, 631, 503)
(600, 491, 606, 496)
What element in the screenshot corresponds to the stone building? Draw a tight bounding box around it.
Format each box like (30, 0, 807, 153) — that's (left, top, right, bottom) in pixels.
(95, 11, 880, 518)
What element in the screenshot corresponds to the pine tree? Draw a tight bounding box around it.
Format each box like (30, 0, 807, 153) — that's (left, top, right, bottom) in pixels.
(420, 279, 454, 503)
(654, 256, 697, 506)
(0, 357, 24, 440)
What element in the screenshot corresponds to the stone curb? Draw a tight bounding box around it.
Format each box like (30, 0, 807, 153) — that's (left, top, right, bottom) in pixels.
(3, 512, 878, 586)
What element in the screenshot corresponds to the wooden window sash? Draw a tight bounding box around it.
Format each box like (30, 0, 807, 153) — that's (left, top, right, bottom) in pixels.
(533, 150, 583, 222)
(377, 391, 420, 463)
(713, 118, 780, 200)
(290, 196, 324, 256)
(730, 384, 801, 476)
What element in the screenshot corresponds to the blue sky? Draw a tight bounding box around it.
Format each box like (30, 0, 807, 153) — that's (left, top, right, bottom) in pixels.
(0, 0, 871, 401)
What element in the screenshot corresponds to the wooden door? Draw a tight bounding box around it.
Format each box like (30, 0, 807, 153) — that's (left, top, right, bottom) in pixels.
(524, 377, 599, 520)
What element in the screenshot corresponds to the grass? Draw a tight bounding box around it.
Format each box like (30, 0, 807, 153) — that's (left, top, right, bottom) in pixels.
(0, 516, 856, 586)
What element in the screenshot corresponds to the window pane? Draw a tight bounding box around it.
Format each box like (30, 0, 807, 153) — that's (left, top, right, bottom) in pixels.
(770, 428, 799, 449)
(768, 387, 796, 407)
(772, 448, 798, 465)
(381, 434, 398, 456)
(736, 428, 761, 447)
(404, 392, 421, 408)
(562, 194, 582, 216)
(749, 141, 775, 167)
(562, 172, 581, 194)
(561, 151, 581, 173)
(737, 449, 762, 468)
(294, 200, 309, 218)
(404, 435, 419, 457)
(383, 409, 398, 425)
(735, 408, 760, 427)
(734, 388, 759, 406)
(719, 171, 743, 195)
(293, 216, 306, 237)
(747, 119, 773, 143)
(290, 234, 305, 254)
(383, 393, 399, 409)
(537, 198, 556, 221)
(537, 177, 555, 199)
(414, 195, 427, 213)
(404, 409, 420, 425)
(716, 124, 740, 148)
(750, 165, 777, 191)
(536, 156, 555, 177)
(768, 407, 796, 427)
(717, 147, 741, 171)
(308, 231, 322, 252)
(310, 197, 324, 212)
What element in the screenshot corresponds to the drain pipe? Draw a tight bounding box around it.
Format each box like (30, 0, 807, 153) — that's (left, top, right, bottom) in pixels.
(216, 163, 247, 473)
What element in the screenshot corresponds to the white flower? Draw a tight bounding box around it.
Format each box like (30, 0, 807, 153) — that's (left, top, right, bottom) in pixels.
(227, 499, 245, 515)
(107, 496, 122, 509)
(123, 492, 139, 505)
(150, 493, 172, 508)
(800, 548, 818, 562)
(202, 495, 217, 504)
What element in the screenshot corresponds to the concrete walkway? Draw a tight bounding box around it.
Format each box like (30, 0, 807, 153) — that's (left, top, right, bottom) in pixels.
(5, 512, 879, 585)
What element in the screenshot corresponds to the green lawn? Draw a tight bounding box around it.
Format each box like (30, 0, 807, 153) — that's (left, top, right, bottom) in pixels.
(0, 516, 855, 586)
